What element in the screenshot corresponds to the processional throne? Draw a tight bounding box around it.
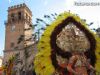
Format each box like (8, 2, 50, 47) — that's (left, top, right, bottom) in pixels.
(34, 12, 97, 75)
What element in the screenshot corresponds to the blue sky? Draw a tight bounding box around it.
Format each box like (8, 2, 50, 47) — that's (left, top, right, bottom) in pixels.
(0, 0, 100, 56)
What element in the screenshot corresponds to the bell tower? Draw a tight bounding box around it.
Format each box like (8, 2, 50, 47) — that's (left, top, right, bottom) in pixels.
(4, 3, 33, 63)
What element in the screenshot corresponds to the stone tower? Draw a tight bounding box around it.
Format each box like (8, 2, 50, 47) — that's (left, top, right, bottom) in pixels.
(3, 3, 35, 75)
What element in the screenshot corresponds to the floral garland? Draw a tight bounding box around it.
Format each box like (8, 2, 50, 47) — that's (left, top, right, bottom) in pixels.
(34, 12, 100, 75)
(50, 17, 96, 75)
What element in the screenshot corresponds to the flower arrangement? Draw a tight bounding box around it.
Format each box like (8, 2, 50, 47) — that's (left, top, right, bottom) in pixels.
(34, 11, 100, 75)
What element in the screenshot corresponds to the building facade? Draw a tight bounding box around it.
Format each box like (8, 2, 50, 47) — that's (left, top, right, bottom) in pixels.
(0, 56, 3, 75)
(3, 3, 37, 75)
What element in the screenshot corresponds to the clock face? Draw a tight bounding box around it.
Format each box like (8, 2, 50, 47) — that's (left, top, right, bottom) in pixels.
(11, 25, 15, 31)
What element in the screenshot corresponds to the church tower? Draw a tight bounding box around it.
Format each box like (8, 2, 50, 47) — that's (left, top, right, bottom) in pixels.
(4, 3, 33, 66)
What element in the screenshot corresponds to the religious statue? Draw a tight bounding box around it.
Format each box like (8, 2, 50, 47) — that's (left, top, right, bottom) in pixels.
(67, 51, 95, 75)
(34, 13, 97, 75)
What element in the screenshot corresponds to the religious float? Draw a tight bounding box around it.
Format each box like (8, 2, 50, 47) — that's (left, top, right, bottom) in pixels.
(34, 12, 100, 75)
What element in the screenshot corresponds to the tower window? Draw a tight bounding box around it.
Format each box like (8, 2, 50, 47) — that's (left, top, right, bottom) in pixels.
(10, 42, 14, 48)
(11, 13, 15, 22)
(26, 14, 28, 19)
(18, 12, 21, 20)
(29, 17, 31, 22)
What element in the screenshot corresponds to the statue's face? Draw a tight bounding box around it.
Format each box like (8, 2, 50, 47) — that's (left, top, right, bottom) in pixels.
(56, 23, 90, 52)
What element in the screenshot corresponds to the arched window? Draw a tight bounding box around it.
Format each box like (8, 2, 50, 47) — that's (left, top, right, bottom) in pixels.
(11, 13, 15, 22)
(18, 12, 21, 20)
(26, 13, 28, 20)
(10, 42, 14, 48)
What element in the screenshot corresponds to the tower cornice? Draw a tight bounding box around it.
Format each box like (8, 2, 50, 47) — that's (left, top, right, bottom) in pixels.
(8, 3, 32, 16)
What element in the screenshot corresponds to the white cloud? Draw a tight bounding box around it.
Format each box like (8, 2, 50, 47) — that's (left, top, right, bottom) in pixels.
(8, 0, 11, 3)
(44, 0, 48, 6)
(65, 0, 74, 9)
